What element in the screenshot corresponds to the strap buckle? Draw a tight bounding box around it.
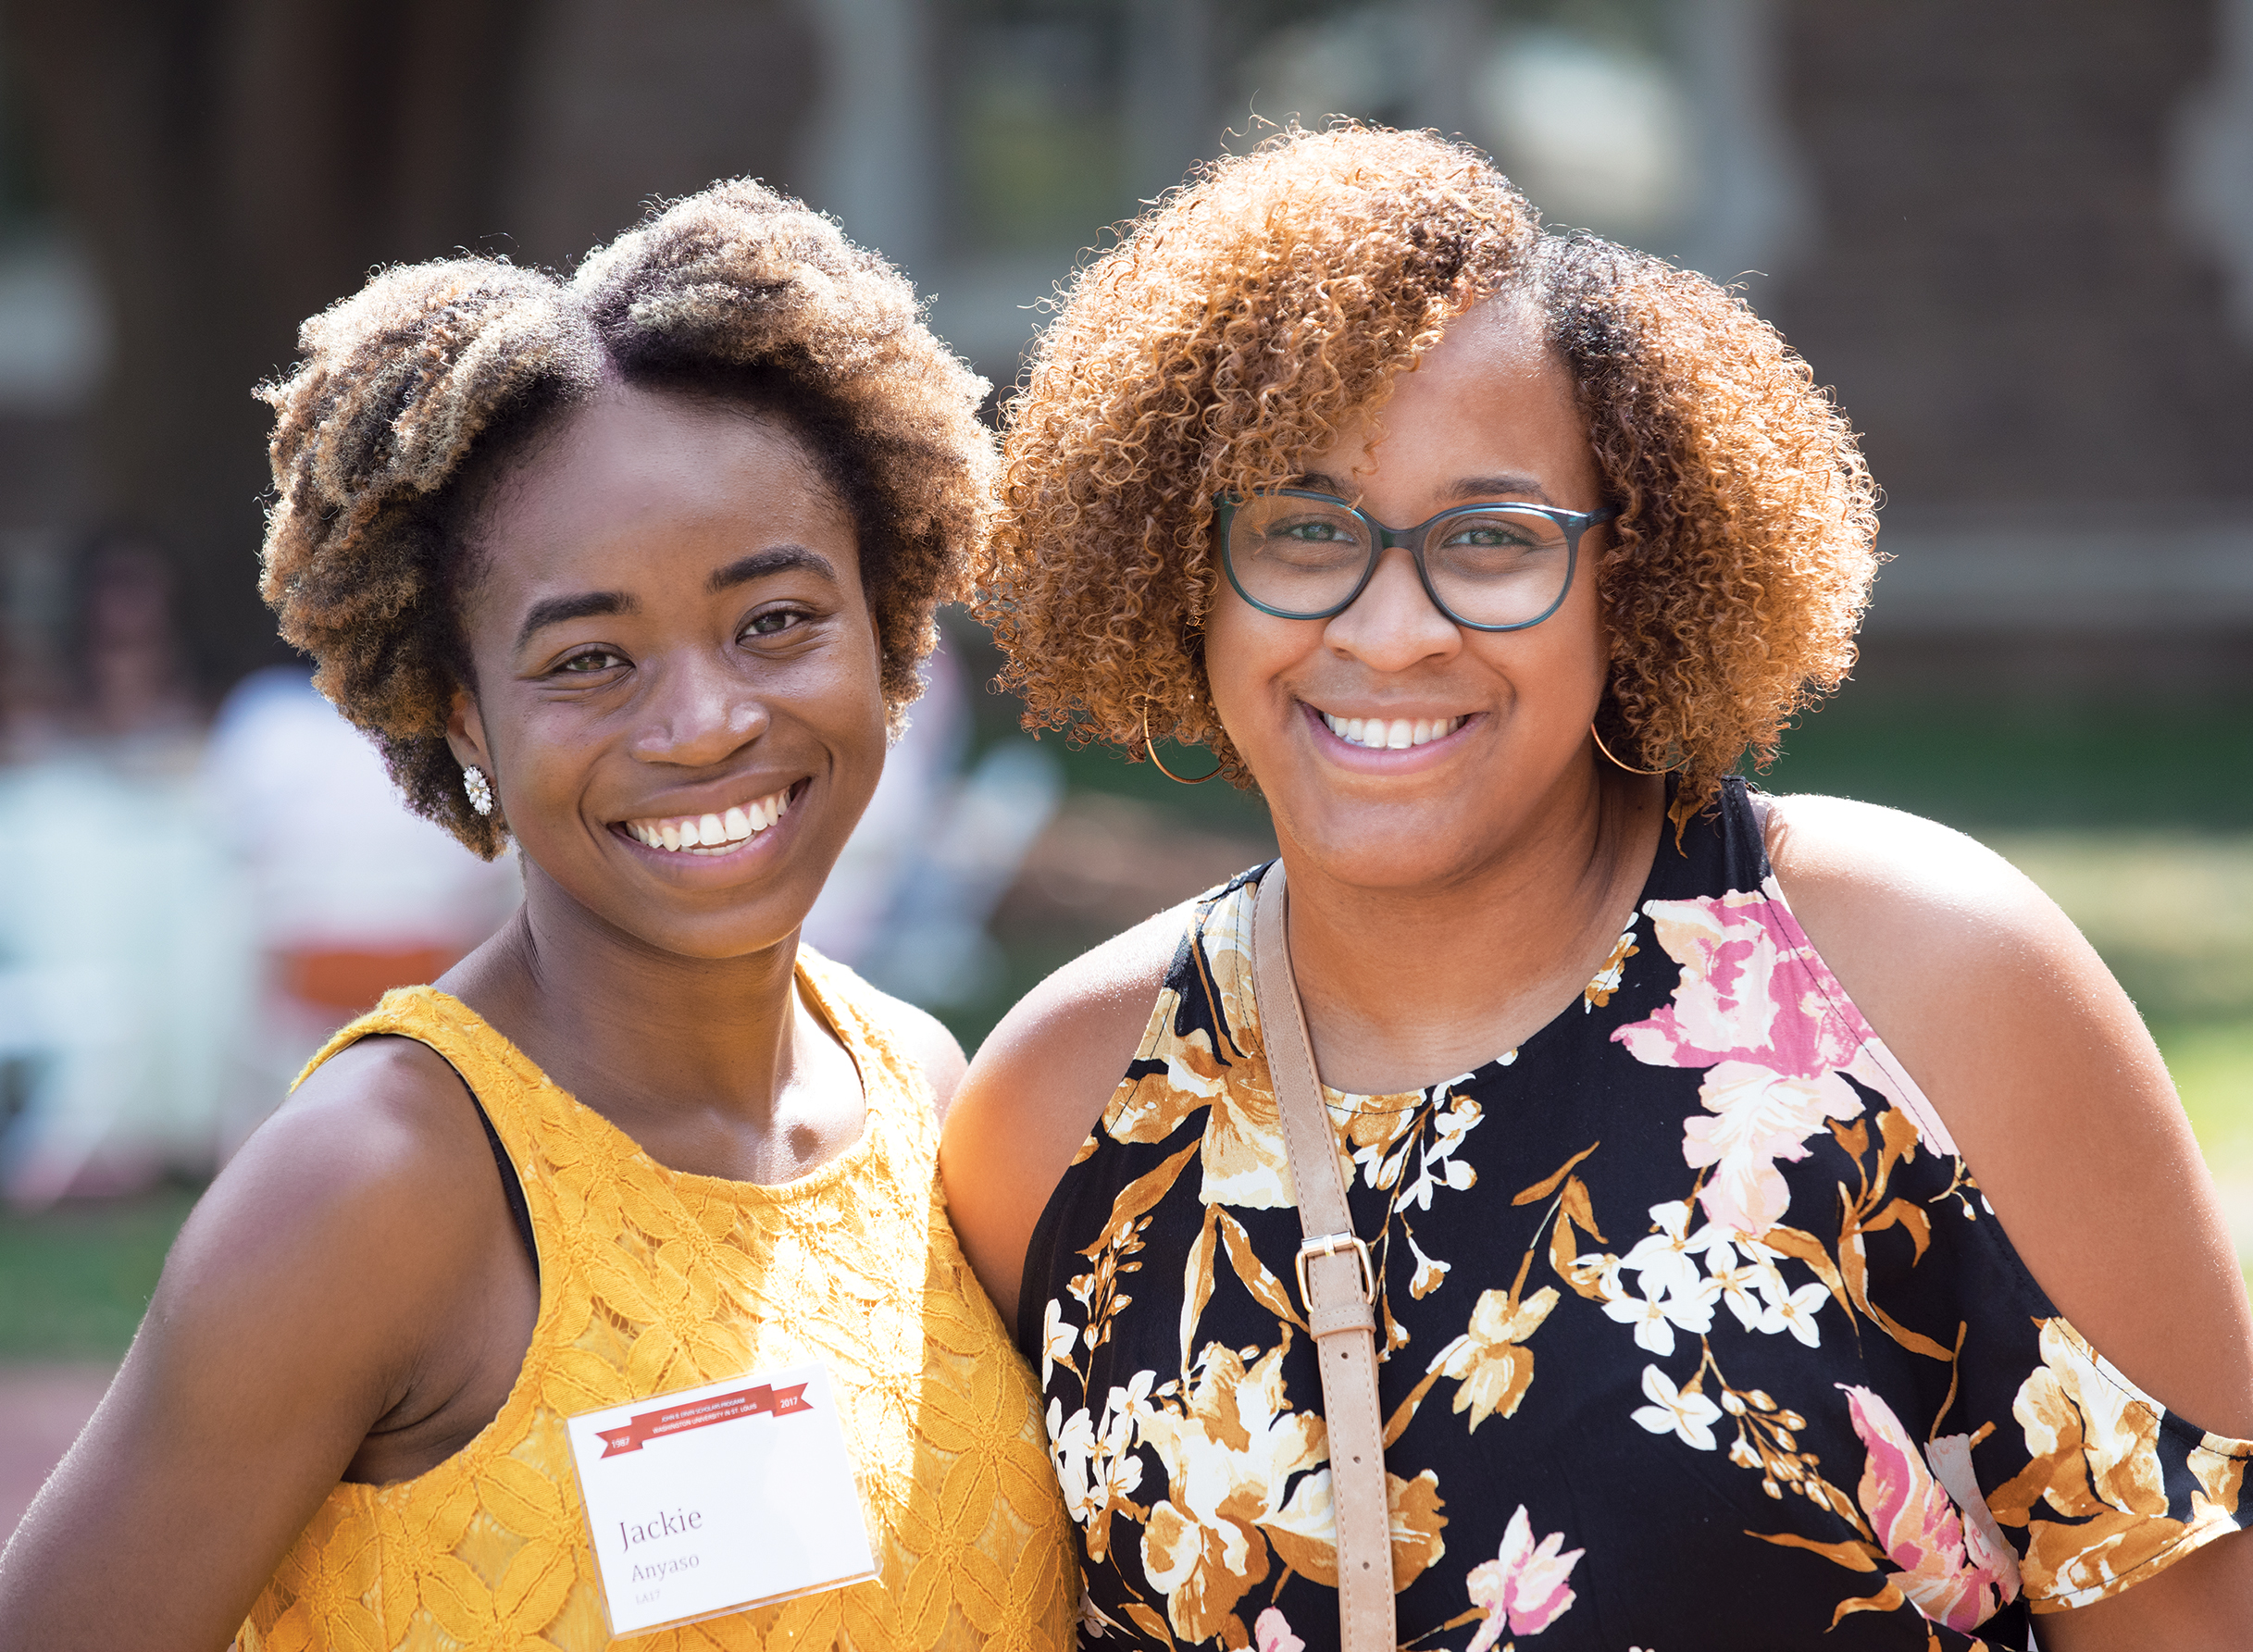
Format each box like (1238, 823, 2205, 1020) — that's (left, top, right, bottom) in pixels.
(1295, 1232, 1376, 1310)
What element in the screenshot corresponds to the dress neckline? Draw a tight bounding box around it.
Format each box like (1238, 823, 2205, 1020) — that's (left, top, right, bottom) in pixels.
(385, 951, 885, 1205)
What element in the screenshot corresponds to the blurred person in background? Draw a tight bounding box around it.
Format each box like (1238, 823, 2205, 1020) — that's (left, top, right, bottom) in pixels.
(201, 665, 522, 1158)
(942, 127, 2253, 1650)
(60, 532, 204, 754)
(0, 530, 243, 1206)
(0, 180, 1076, 1650)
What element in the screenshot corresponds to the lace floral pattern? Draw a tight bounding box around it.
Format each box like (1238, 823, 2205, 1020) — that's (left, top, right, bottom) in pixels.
(241, 960, 1077, 1652)
(1024, 779, 2249, 1650)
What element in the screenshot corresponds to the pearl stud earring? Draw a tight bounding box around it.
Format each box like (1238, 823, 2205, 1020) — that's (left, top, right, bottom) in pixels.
(463, 764, 494, 816)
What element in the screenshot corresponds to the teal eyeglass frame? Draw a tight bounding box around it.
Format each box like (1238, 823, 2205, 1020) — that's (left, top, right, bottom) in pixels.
(1215, 488, 1620, 633)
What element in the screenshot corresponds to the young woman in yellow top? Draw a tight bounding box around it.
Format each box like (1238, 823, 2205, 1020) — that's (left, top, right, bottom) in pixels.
(0, 180, 1077, 1650)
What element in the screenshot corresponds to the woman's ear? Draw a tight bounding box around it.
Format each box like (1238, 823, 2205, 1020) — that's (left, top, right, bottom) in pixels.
(445, 688, 492, 775)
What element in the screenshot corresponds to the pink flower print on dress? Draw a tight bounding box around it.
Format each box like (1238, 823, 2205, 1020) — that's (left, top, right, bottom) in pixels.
(1464, 1505, 1583, 1650)
(1679, 1061, 1863, 1237)
(1614, 889, 1863, 1076)
(1613, 889, 1870, 1237)
(1840, 1385, 2019, 1631)
(1252, 1607, 1303, 1652)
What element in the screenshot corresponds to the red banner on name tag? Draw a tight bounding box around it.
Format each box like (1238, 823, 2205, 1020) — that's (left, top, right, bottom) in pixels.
(596, 1382, 814, 1457)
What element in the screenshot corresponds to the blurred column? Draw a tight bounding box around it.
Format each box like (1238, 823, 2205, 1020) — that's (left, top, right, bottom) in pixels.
(1664, 0, 1812, 291)
(801, 0, 939, 279)
(1768, 0, 2253, 689)
(2176, 0, 2253, 340)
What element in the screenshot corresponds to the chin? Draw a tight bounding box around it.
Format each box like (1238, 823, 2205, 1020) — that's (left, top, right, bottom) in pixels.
(1289, 808, 1493, 890)
(549, 869, 818, 965)
(619, 908, 810, 964)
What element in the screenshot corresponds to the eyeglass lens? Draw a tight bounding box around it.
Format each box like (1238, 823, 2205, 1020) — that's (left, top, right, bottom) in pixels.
(1226, 495, 1574, 627)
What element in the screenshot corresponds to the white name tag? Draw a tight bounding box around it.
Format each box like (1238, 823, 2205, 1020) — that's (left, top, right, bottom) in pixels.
(564, 1363, 878, 1638)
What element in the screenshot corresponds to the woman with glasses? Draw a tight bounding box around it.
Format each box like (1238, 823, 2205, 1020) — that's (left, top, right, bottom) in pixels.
(940, 127, 2253, 1649)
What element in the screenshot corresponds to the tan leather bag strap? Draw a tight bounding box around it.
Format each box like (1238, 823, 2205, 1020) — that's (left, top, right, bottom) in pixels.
(1253, 861, 1397, 1652)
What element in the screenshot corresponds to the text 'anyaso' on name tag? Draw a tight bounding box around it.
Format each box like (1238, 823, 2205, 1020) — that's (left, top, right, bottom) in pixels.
(564, 1363, 877, 1638)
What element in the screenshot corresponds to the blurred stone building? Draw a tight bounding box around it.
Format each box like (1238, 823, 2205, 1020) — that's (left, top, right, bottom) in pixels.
(1, 0, 2248, 708)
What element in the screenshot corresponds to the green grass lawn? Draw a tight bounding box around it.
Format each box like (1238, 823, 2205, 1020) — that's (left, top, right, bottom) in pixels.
(0, 1184, 198, 1362)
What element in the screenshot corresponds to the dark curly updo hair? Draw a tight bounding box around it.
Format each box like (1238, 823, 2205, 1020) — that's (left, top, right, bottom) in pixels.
(981, 125, 1879, 810)
(258, 179, 995, 858)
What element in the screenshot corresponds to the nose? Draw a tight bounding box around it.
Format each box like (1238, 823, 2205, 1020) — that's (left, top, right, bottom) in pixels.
(1320, 545, 1462, 672)
(627, 651, 767, 767)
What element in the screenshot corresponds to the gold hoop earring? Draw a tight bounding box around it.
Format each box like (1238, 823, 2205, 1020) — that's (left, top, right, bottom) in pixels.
(1141, 698, 1223, 785)
(1590, 722, 1680, 776)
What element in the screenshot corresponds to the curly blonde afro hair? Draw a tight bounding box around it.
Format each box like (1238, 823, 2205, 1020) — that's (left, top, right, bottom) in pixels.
(259, 178, 994, 857)
(980, 125, 1878, 809)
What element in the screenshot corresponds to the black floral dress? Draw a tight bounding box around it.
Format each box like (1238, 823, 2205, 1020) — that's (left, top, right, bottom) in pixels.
(1017, 779, 2251, 1652)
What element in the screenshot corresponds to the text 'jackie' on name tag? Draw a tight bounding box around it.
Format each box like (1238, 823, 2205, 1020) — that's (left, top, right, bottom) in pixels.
(564, 1363, 878, 1638)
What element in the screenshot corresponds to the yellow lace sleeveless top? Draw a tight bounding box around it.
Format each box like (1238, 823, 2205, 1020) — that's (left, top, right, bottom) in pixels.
(237, 955, 1077, 1652)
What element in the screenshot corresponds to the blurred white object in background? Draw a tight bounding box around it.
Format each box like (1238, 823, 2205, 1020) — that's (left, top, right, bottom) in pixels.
(199, 667, 521, 1157)
(865, 739, 1064, 1008)
(803, 636, 1061, 1008)
(0, 750, 251, 1207)
(1475, 29, 1693, 243)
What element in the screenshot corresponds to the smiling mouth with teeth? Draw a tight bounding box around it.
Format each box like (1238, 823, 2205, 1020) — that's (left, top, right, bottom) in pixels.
(620, 785, 797, 854)
(1320, 712, 1470, 751)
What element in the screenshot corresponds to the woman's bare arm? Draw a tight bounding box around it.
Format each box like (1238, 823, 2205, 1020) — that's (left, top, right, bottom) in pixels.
(1768, 794, 2253, 1647)
(0, 1039, 535, 1652)
(940, 908, 1178, 1328)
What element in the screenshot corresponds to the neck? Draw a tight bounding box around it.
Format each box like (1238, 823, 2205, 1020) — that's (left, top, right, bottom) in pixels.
(1276, 763, 1664, 1095)
(446, 861, 849, 1176)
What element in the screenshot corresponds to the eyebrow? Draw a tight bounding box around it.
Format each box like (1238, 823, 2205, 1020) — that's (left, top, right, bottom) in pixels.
(1296, 471, 1558, 507)
(511, 548, 840, 652)
(707, 547, 838, 592)
(515, 590, 636, 652)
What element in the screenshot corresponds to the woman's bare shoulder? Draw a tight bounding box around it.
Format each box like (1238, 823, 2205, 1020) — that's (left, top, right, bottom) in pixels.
(0, 1035, 525, 1647)
(1760, 790, 2253, 1436)
(940, 898, 1189, 1322)
(154, 1033, 515, 1389)
(982, 901, 1186, 1081)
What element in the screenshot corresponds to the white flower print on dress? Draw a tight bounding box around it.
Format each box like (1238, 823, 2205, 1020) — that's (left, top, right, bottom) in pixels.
(1390, 1086, 1483, 1212)
(1755, 1279, 1830, 1347)
(1702, 1239, 1777, 1332)
(1047, 1373, 1155, 1560)
(1043, 1298, 1079, 1386)
(1406, 1231, 1451, 1298)
(1632, 1363, 1724, 1450)
(1600, 1274, 1718, 1358)
(1618, 1199, 1728, 1298)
